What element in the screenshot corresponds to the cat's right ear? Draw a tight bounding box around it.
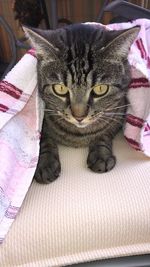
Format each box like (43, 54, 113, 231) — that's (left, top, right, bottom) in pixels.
(101, 26, 140, 59)
(23, 26, 59, 61)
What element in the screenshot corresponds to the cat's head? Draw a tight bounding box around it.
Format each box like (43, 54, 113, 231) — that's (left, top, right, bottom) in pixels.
(24, 24, 139, 128)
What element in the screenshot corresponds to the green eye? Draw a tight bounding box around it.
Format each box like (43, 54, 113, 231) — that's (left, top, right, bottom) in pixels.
(52, 84, 69, 96)
(92, 84, 109, 97)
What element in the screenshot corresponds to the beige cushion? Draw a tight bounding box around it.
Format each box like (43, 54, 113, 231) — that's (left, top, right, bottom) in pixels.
(1, 133, 150, 267)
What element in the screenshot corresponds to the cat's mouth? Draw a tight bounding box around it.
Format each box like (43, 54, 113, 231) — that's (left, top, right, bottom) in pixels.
(74, 120, 89, 128)
(57, 109, 100, 128)
(64, 114, 97, 128)
(61, 104, 94, 128)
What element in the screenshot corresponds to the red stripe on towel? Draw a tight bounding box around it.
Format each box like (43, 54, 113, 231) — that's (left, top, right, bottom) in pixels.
(126, 114, 144, 128)
(125, 136, 141, 151)
(27, 49, 36, 57)
(129, 83, 150, 89)
(136, 38, 147, 59)
(147, 56, 150, 68)
(144, 123, 150, 132)
(0, 81, 22, 99)
(136, 39, 150, 68)
(129, 77, 150, 89)
(139, 38, 147, 59)
(130, 78, 149, 83)
(0, 103, 9, 112)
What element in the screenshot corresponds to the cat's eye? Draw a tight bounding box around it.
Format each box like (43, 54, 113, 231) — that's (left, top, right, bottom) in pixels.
(92, 84, 109, 97)
(52, 84, 69, 96)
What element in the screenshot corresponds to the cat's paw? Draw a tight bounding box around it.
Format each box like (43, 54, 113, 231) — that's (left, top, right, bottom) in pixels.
(87, 150, 116, 173)
(34, 152, 61, 184)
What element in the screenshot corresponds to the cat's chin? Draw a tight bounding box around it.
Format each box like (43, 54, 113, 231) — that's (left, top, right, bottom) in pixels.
(64, 118, 88, 128)
(75, 123, 89, 128)
(64, 116, 94, 128)
(71, 121, 92, 128)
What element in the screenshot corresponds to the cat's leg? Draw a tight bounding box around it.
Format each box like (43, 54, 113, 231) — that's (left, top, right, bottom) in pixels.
(34, 121, 61, 184)
(87, 137, 116, 173)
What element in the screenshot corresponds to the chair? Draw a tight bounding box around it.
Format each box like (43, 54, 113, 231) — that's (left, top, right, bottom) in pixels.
(0, 16, 17, 80)
(97, 0, 150, 23)
(0, 15, 30, 80)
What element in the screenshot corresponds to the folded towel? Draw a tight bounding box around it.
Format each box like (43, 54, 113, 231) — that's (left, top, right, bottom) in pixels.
(0, 50, 44, 243)
(0, 19, 150, 243)
(107, 19, 150, 156)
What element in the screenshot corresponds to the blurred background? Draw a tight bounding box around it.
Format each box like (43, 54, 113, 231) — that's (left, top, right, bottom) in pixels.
(0, 0, 150, 78)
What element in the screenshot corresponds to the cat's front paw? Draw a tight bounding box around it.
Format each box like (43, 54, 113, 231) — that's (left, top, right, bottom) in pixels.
(34, 152, 61, 184)
(87, 150, 116, 173)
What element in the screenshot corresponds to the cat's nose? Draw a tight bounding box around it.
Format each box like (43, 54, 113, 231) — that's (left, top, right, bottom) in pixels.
(71, 103, 88, 120)
(75, 116, 85, 122)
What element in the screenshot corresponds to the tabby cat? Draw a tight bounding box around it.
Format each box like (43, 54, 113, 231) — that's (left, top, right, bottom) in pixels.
(24, 23, 139, 183)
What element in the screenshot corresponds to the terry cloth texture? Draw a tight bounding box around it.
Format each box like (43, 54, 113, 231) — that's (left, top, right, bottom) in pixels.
(0, 134, 150, 267)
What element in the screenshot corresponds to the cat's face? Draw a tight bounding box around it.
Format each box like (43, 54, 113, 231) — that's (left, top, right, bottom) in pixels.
(43, 81, 123, 129)
(24, 24, 139, 128)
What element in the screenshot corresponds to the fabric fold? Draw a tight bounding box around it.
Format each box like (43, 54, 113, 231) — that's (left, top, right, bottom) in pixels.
(0, 19, 150, 243)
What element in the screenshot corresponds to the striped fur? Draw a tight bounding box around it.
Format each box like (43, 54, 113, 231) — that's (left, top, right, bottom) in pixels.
(25, 24, 140, 183)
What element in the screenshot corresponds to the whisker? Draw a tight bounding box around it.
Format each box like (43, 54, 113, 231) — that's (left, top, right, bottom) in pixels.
(44, 108, 60, 112)
(102, 115, 124, 126)
(104, 112, 126, 116)
(106, 100, 139, 111)
(105, 103, 131, 111)
(97, 116, 111, 127)
(44, 97, 59, 105)
(44, 108, 62, 116)
(93, 102, 134, 120)
(45, 107, 62, 112)
(92, 111, 104, 119)
(94, 111, 124, 126)
(45, 113, 61, 116)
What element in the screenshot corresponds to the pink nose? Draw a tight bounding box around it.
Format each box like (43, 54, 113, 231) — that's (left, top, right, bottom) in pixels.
(75, 116, 85, 122)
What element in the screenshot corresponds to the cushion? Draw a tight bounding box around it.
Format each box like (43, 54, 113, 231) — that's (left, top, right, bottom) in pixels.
(0, 133, 150, 267)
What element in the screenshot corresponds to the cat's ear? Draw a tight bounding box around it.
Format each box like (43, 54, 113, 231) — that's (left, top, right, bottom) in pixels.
(103, 26, 140, 58)
(23, 26, 59, 61)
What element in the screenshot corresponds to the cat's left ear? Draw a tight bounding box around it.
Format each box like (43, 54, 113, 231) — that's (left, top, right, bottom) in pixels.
(23, 26, 59, 60)
(103, 26, 140, 58)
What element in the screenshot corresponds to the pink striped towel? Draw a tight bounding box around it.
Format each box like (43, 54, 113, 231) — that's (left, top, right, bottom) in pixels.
(0, 19, 150, 243)
(0, 50, 44, 243)
(107, 19, 150, 155)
